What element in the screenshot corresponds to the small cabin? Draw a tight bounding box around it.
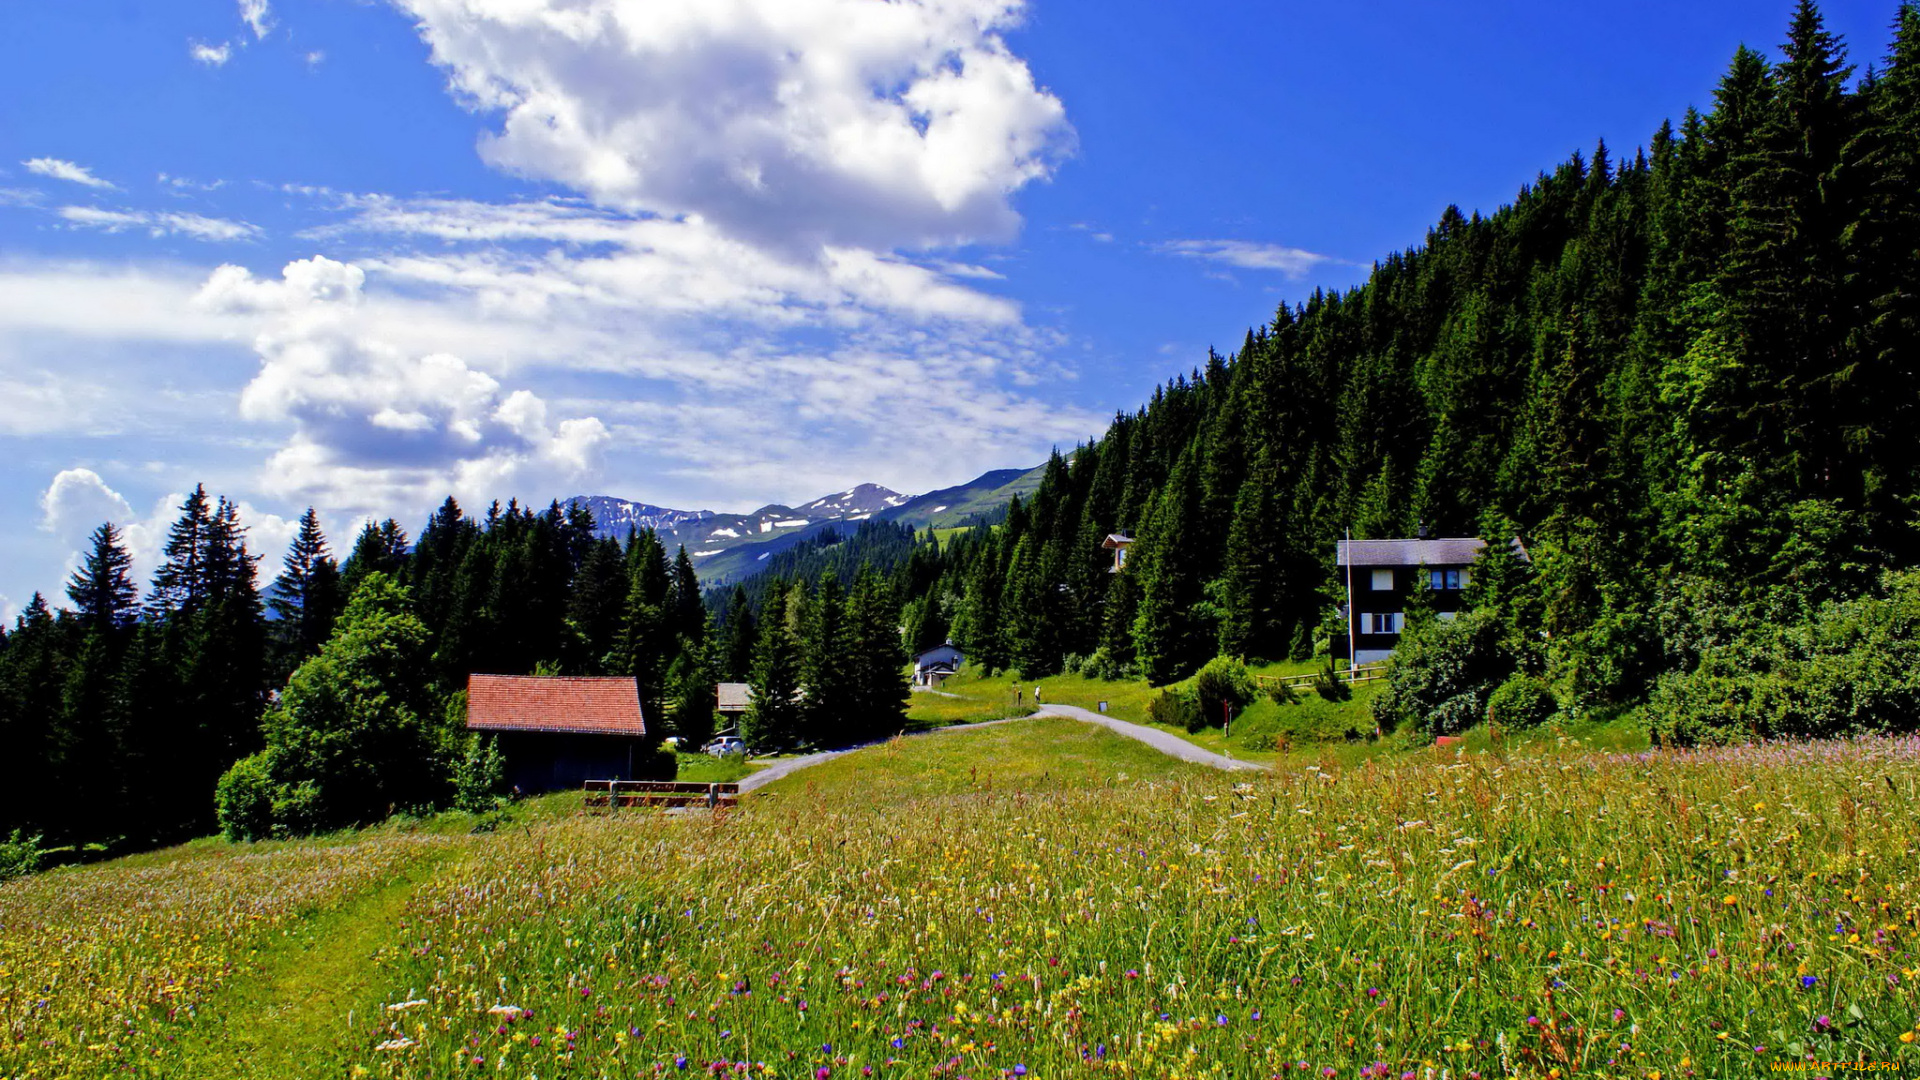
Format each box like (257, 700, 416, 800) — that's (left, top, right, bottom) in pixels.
(465, 674, 655, 792)
(913, 643, 965, 688)
(1333, 536, 1528, 664)
(1102, 533, 1133, 573)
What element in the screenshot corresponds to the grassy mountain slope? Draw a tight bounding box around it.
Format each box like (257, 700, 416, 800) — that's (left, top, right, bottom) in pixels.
(7, 721, 1915, 1077)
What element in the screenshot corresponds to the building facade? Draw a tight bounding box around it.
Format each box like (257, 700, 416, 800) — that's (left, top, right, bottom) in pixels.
(465, 674, 659, 792)
(1334, 537, 1522, 665)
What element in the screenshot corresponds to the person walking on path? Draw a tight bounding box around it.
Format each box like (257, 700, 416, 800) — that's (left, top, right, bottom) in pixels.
(1034, 684, 1043, 706)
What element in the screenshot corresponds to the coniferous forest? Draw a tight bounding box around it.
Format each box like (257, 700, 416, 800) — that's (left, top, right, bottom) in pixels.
(4, 2, 1920, 854)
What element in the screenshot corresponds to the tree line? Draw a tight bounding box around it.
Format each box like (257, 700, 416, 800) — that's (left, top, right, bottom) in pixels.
(710, 2, 1920, 745)
(0, 492, 913, 852)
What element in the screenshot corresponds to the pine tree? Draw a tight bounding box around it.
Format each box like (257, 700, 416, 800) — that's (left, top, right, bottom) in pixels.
(800, 574, 851, 747)
(269, 508, 340, 670)
(66, 523, 137, 634)
(845, 567, 908, 743)
(1130, 450, 1211, 685)
(719, 586, 757, 681)
(148, 486, 212, 616)
(744, 585, 803, 753)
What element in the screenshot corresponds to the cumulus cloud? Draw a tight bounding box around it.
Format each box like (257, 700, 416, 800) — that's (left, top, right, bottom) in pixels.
(1157, 239, 1341, 278)
(39, 468, 135, 538)
(23, 157, 116, 190)
(392, 0, 1072, 252)
(191, 40, 233, 66)
(0, 594, 17, 625)
(194, 256, 610, 519)
(239, 0, 272, 39)
(57, 205, 260, 242)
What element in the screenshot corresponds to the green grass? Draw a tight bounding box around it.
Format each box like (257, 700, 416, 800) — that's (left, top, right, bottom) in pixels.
(9, 724, 1917, 1078)
(674, 752, 756, 784)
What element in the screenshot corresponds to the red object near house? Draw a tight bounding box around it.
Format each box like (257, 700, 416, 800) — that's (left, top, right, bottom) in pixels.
(465, 675, 655, 792)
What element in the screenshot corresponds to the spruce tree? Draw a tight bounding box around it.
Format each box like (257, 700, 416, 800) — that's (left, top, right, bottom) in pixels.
(800, 574, 851, 747)
(719, 586, 757, 681)
(744, 584, 803, 753)
(66, 523, 137, 634)
(269, 508, 340, 670)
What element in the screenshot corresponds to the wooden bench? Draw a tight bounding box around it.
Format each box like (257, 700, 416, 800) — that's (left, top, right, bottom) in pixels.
(583, 780, 740, 811)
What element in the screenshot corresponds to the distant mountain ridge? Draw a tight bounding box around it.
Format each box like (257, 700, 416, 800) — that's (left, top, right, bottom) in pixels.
(565, 465, 1042, 584)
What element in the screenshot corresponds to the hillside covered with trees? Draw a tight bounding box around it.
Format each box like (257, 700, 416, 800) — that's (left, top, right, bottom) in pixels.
(739, 2, 1920, 744)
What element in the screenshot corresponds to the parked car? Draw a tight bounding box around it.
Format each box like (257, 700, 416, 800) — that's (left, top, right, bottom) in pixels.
(704, 736, 747, 757)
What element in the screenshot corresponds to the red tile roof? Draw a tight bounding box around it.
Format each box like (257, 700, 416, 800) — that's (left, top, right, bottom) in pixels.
(466, 675, 647, 737)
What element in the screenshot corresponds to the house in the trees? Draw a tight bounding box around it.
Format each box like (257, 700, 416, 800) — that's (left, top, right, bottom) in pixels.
(913, 643, 964, 688)
(465, 674, 658, 793)
(716, 682, 752, 720)
(1102, 533, 1133, 573)
(1334, 536, 1528, 665)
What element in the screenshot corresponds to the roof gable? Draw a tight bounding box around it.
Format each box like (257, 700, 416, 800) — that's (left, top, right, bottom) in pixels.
(466, 675, 646, 737)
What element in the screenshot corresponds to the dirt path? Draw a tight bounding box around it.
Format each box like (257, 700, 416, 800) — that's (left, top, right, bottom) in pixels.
(742, 707, 1267, 793)
(164, 846, 457, 1080)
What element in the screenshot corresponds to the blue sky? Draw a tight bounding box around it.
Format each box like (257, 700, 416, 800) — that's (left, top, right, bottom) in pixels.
(0, 0, 1899, 615)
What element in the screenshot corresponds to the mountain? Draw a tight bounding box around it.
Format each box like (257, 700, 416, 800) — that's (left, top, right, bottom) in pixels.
(565, 468, 1040, 585)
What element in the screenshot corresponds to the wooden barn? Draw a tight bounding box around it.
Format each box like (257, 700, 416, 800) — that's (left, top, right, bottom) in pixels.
(465, 674, 657, 793)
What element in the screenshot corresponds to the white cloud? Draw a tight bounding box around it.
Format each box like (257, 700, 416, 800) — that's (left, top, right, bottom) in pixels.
(39, 468, 135, 538)
(57, 205, 261, 242)
(191, 40, 233, 66)
(1157, 239, 1339, 278)
(158, 173, 226, 192)
(23, 158, 116, 190)
(193, 256, 611, 520)
(305, 50, 326, 69)
(0, 593, 17, 626)
(239, 0, 272, 39)
(391, 0, 1072, 252)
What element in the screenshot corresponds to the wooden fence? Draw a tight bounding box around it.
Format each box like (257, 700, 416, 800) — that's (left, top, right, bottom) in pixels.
(583, 780, 740, 811)
(1251, 662, 1388, 694)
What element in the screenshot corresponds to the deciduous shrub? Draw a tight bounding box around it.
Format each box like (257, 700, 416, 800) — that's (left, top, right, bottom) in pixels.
(0, 830, 45, 882)
(1147, 687, 1202, 732)
(215, 573, 461, 839)
(1487, 674, 1558, 729)
(1370, 609, 1509, 736)
(214, 752, 275, 842)
(1648, 569, 1920, 745)
(1190, 656, 1257, 726)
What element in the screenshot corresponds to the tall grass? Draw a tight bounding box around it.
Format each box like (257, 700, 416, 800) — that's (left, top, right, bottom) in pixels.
(6, 725, 1916, 1078)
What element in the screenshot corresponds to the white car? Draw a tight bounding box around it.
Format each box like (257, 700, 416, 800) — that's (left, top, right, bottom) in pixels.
(704, 736, 747, 757)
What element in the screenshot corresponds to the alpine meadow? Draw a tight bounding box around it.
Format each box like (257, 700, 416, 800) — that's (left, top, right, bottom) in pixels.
(4, 3, 1920, 1079)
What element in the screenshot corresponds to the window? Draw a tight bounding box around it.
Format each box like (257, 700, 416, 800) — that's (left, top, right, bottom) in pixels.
(1370, 569, 1393, 591)
(1429, 568, 1463, 591)
(1367, 612, 1403, 635)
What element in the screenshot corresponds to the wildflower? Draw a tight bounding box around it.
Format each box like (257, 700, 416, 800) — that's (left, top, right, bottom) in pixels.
(676, 1055, 689, 1070)
(1013, 1067, 1028, 1077)
(1801, 976, 1818, 989)
(816, 1069, 831, 1080)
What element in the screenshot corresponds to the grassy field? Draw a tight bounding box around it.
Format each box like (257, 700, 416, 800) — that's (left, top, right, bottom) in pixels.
(5, 721, 1918, 1078)
(910, 662, 1652, 769)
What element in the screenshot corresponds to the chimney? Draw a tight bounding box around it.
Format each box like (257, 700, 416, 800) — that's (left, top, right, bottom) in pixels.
(1416, 522, 1431, 540)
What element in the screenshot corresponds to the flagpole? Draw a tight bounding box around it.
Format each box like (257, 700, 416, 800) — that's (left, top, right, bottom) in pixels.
(1345, 527, 1355, 675)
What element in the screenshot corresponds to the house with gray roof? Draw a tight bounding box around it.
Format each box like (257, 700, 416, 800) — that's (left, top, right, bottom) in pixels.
(1334, 535, 1527, 664)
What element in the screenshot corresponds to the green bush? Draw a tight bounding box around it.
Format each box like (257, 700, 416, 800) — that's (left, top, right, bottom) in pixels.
(1148, 687, 1203, 732)
(1370, 609, 1509, 736)
(453, 734, 507, 813)
(1643, 568, 1920, 745)
(0, 830, 46, 882)
(214, 752, 277, 842)
(1487, 674, 1558, 729)
(1190, 656, 1257, 726)
(1647, 569, 1920, 745)
(1312, 656, 1351, 702)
